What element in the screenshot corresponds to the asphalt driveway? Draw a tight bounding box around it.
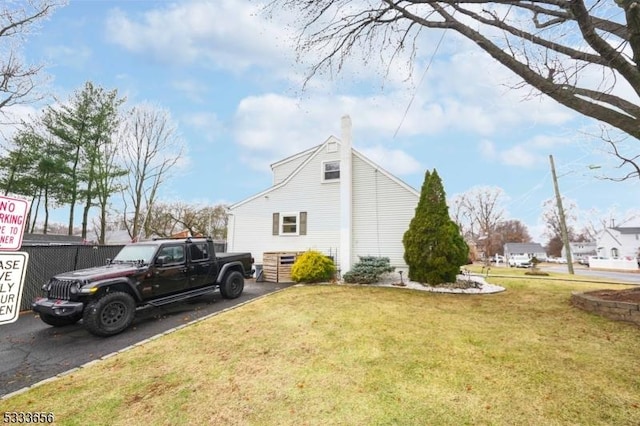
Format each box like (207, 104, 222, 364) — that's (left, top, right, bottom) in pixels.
(0, 280, 293, 398)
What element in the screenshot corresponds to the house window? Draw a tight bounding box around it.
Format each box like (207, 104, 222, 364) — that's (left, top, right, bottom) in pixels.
(282, 213, 298, 235)
(272, 212, 307, 236)
(323, 160, 340, 181)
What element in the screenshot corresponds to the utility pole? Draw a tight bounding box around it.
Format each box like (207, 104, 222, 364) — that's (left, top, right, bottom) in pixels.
(549, 155, 574, 274)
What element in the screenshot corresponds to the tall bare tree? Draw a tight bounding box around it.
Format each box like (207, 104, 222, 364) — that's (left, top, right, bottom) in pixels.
(541, 196, 578, 242)
(265, 1, 640, 177)
(120, 104, 184, 241)
(451, 186, 506, 257)
(492, 219, 532, 255)
(0, 0, 64, 119)
(540, 196, 578, 256)
(145, 202, 229, 239)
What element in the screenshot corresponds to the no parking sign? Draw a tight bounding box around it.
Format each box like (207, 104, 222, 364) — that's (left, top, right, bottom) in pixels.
(0, 195, 30, 325)
(0, 195, 28, 250)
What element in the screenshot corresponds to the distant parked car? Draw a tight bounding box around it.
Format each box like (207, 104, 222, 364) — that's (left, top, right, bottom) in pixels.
(509, 255, 532, 268)
(493, 254, 505, 264)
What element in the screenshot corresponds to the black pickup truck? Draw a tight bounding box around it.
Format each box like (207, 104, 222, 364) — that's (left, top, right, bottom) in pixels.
(32, 237, 254, 336)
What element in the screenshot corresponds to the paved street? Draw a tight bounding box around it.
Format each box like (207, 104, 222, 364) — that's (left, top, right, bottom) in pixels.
(490, 263, 640, 284)
(541, 264, 640, 284)
(0, 280, 293, 398)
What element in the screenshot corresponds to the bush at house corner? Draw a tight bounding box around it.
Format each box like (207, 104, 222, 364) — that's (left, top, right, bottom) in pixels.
(403, 169, 469, 286)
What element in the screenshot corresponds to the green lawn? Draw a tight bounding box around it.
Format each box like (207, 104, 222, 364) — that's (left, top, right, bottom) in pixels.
(2, 275, 639, 425)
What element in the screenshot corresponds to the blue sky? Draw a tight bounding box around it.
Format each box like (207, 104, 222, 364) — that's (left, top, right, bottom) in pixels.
(10, 0, 640, 242)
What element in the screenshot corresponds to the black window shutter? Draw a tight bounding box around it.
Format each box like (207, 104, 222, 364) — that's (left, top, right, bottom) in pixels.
(272, 213, 279, 235)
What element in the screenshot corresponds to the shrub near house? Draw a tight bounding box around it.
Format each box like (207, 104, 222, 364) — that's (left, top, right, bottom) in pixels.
(291, 250, 336, 283)
(343, 256, 395, 284)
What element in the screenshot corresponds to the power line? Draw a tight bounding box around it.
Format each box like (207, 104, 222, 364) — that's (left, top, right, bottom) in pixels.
(393, 25, 451, 139)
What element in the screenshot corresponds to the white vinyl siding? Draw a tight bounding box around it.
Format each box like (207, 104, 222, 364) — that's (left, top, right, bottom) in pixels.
(351, 154, 418, 270)
(228, 139, 420, 274)
(228, 145, 341, 265)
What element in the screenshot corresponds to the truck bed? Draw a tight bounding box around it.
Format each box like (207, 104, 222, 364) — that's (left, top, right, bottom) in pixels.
(216, 252, 254, 277)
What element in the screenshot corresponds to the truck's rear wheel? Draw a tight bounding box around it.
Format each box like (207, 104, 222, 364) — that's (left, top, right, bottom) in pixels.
(39, 313, 82, 327)
(219, 271, 244, 299)
(83, 292, 136, 337)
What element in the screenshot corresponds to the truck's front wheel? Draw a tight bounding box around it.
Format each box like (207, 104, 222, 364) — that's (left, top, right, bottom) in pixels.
(83, 292, 136, 337)
(220, 271, 244, 299)
(39, 313, 82, 327)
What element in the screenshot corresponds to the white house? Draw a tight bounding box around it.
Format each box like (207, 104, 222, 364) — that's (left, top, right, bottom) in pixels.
(595, 227, 640, 259)
(503, 242, 547, 261)
(561, 241, 597, 260)
(227, 116, 420, 275)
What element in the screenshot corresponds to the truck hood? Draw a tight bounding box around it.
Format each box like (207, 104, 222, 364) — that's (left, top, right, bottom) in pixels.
(54, 263, 143, 282)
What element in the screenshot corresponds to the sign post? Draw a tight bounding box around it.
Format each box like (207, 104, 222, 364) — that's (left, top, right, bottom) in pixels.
(0, 195, 30, 325)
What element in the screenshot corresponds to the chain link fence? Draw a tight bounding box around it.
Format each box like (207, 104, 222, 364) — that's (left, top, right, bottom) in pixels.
(19, 245, 124, 311)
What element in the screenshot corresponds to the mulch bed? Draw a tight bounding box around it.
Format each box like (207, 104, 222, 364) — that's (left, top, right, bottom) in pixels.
(586, 288, 640, 304)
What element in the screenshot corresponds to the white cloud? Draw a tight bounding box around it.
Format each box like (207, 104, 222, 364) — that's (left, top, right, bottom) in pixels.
(479, 139, 497, 159)
(44, 44, 92, 69)
(500, 145, 540, 168)
(104, 1, 296, 76)
(358, 145, 422, 176)
(172, 79, 210, 103)
(232, 93, 432, 172)
(181, 111, 224, 143)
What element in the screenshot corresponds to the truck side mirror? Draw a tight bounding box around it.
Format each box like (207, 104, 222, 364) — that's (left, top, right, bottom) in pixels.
(156, 255, 169, 266)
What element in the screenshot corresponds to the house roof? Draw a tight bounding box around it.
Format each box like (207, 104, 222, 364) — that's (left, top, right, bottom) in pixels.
(229, 137, 419, 209)
(270, 144, 319, 170)
(612, 227, 640, 234)
(504, 242, 546, 253)
(21, 233, 85, 246)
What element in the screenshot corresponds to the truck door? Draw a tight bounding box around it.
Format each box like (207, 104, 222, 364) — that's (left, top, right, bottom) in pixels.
(187, 242, 217, 288)
(151, 244, 188, 297)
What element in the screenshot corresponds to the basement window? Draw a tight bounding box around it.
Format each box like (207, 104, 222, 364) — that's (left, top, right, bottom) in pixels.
(323, 160, 340, 182)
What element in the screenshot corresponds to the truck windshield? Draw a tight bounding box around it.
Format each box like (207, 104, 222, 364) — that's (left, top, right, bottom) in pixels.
(112, 245, 157, 264)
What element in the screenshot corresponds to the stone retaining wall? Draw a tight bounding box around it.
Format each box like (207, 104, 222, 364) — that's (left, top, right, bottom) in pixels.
(571, 291, 640, 326)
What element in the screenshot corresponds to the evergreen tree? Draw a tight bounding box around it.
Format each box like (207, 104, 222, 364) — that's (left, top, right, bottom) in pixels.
(403, 169, 469, 285)
(42, 81, 126, 238)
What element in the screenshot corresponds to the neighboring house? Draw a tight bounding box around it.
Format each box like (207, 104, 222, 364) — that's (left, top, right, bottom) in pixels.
(104, 230, 135, 245)
(503, 242, 547, 261)
(595, 227, 640, 259)
(227, 116, 420, 274)
(562, 241, 597, 260)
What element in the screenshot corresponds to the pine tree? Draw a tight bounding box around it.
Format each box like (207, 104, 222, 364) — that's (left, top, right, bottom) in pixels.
(403, 169, 469, 285)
